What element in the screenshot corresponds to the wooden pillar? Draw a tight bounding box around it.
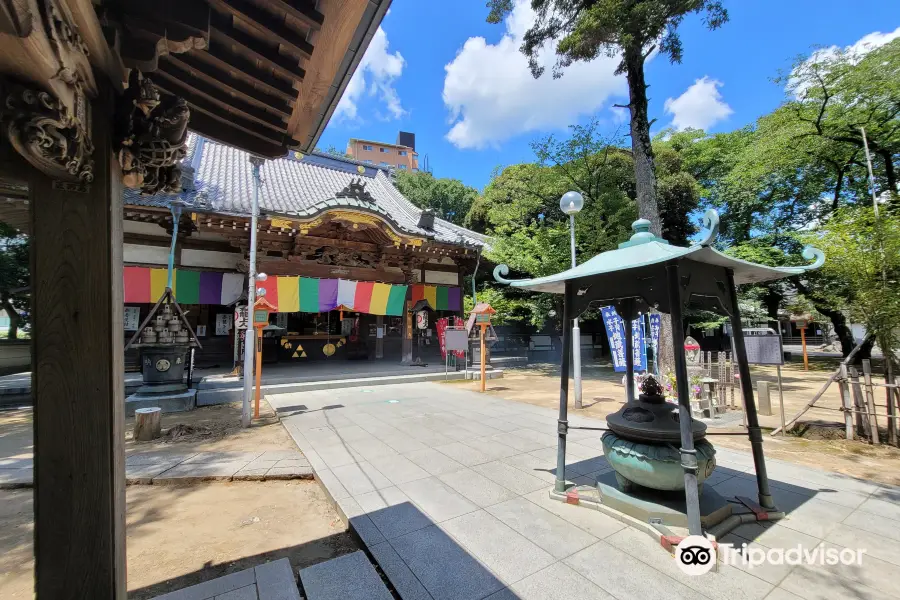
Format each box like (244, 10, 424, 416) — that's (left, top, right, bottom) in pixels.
(401, 300, 413, 363)
(30, 83, 127, 598)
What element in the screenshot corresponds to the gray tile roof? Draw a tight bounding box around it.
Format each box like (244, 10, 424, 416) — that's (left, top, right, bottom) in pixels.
(124, 133, 489, 248)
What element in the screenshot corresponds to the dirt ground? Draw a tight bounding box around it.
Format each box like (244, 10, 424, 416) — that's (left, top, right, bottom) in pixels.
(0, 400, 297, 461)
(0, 481, 358, 600)
(451, 361, 900, 487)
(0, 401, 356, 599)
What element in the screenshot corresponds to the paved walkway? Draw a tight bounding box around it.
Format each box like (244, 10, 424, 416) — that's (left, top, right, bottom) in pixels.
(267, 382, 900, 600)
(0, 450, 312, 488)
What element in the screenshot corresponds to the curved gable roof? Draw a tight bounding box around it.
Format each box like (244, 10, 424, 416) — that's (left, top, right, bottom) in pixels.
(124, 134, 489, 249)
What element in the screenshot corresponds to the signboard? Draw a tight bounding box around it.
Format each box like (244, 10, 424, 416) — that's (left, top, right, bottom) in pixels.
(124, 306, 140, 331)
(234, 306, 248, 330)
(444, 328, 469, 352)
(416, 310, 429, 330)
(742, 329, 784, 365)
(253, 309, 269, 326)
(196, 325, 207, 337)
(475, 313, 491, 324)
(216, 313, 232, 335)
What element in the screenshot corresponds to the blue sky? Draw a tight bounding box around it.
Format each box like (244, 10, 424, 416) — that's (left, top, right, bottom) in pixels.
(317, 0, 900, 191)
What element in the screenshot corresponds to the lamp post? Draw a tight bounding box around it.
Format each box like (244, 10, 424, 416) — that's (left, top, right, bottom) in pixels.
(242, 156, 265, 428)
(560, 191, 584, 409)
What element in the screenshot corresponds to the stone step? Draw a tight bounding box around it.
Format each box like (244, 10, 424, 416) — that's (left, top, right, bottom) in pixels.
(298, 551, 393, 600)
(150, 557, 300, 600)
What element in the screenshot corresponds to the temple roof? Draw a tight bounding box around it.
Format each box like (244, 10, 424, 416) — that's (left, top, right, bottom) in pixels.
(494, 211, 824, 293)
(124, 134, 489, 249)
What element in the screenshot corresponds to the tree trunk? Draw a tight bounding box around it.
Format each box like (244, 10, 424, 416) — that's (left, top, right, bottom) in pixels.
(624, 46, 661, 235)
(813, 305, 855, 357)
(762, 288, 782, 323)
(0, 295, 19, 339)
(623, 45, 673, 375)
(877, 150, 896, 198)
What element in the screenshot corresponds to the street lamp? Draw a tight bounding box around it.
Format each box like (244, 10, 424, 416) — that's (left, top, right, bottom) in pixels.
(560, 191, 584, 409)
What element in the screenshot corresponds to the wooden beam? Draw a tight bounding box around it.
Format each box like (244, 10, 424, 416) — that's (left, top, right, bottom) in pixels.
(289, 0, 368, 146)
(186, 108, 289, 158)
(269, 0, 325, 31)
(209, 0, 315, 59)
(155, 77, 286, 142)
(31, 82, 126, 598)
(258, 258, 407, 283)
(203, 38, 297, 102)
(164, 53, 293, 117)
(210, 14, 306, 83)
(155, 62, 289, 131)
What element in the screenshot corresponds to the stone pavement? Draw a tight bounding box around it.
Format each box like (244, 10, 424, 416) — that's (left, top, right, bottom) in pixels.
(151, 557, 300, 600)
(267, 382, 900, 600)
(0, 450, 312, 488)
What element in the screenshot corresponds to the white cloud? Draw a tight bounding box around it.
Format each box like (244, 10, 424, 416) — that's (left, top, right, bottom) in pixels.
(442, 0, 628, 149)
(791, 27, 900, 98)
(335, 26, 406, 121)
(663, 77, 733, 131)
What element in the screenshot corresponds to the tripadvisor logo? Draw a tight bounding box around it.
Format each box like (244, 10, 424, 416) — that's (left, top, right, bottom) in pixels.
(675, 535, 866, 576)
(676, 536, 716, 576)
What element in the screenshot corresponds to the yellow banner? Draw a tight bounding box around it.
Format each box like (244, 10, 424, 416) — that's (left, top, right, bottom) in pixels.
(369, 283, 392, 315)
(424, 285, 437, 310)
(277, 276, 300, 313)
(150, 268, 171, 301)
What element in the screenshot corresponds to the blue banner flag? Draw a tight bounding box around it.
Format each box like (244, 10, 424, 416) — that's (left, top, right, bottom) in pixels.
(601, 307, 647, 373)
(601, 306, 627, 372)
(631, 314, 647, 372)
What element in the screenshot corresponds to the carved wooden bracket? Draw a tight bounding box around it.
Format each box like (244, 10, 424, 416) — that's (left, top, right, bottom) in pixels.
(0, 0, 98, 181)
(113, 70, 190, 195)
(2, 82, 94, 181)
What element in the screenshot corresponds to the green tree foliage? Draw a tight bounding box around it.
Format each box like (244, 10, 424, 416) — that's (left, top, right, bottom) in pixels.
(475, 120, 703, 327)
(394, 171, 479, 226)
(0, 223, 29, 339)
(779, 40, 900, 200)
(661, 42, 899, 357)
(487, 0, 728, 236)
(804, 208, 900, 369)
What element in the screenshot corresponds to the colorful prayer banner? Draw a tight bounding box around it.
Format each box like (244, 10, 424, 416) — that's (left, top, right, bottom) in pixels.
(123, 269, 441, 317)
(124, 268, 244, 305)
(409, 284, 462, 311)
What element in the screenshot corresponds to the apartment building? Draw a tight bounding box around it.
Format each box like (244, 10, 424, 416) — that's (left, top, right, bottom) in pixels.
(347, 131, 420, 172)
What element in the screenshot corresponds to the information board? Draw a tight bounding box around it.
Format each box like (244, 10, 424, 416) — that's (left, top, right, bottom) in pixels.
(124, 306, 140, 331)
(742, 331, 784, 365)
(445, 329, 469, 352)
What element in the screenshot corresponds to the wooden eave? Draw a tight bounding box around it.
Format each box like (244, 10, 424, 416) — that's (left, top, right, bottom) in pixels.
(103, 0, 389, 157)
